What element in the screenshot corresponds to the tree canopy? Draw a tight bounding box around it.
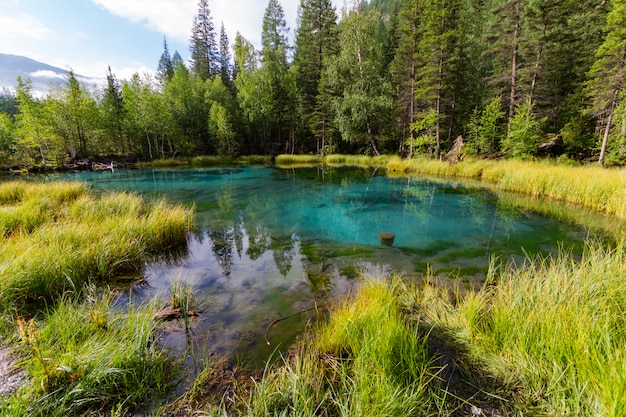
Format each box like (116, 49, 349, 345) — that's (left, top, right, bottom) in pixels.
(2, 0, 625, 166)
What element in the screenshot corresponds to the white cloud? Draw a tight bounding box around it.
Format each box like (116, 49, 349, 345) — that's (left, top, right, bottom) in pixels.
(0, 14, 54, 40)
(90, 0, 196, 40)
(89, 0, 303, 49)
(29, 70, 65, 79)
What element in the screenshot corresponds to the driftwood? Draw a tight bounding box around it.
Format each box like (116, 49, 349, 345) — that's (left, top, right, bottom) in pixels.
(442, 135, 465, 163)
(91, 161, 116, 171)
(154, 308, 200, 321)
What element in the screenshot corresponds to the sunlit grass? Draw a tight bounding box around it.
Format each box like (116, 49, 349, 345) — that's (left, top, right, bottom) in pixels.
(425, 242, 626, 416)
(0, 181, 193, 317)
(387, 157, 626, 219)
(325, 154, 391, 167)
(239, 278, 438, 417)
(275, 154, 324, 167)
(3, 289, 174, 417)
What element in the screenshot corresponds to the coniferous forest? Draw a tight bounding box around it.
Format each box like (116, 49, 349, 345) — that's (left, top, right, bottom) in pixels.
(0, 0, 625, 167)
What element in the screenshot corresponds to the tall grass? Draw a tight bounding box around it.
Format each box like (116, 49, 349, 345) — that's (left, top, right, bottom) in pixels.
(275, 154, 324, 166)
(325, 154, 391, 167)
(388, 157, 626, 219)
(427, 242, 626, 416)
(0, 181, 193, 316)
(242, 279, 438, 417)
(3, 289, 174, 417)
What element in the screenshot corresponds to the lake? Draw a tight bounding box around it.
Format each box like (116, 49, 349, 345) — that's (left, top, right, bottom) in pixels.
(43, 165, 603, 379)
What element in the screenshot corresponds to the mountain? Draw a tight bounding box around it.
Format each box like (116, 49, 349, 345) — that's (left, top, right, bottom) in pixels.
(0, 53, 99, 94)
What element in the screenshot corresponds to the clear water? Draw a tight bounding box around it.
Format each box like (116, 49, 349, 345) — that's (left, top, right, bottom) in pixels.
(43, 166, 597, 373)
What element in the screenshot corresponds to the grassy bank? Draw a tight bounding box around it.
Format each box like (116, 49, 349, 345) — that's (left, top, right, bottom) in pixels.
(275, 155, 626, 219)
(171, 242, 626, 416)
(137, 155, 272, 168)
(0, 181, 193, 317)
(425, 242, 626, 416)
(0, 181, 193, 416)
(386, 157, 626, 219)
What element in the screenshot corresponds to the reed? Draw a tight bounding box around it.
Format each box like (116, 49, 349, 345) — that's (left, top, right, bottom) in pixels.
(5, 289, 174, 417)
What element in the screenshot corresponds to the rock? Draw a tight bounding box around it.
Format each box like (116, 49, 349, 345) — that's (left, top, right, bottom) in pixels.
(442, 135, 465, 163)
(537, 137, 564, 157)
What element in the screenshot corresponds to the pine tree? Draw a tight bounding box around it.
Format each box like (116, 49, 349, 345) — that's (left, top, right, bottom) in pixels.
(293, 0, 338, 154)
(218, 23, 233, 92)
(485, 0, 524, 130)
(157, 37, 174, 85)
(260, 0, 296, 152)
(586, 0, 626, 165)
(189, 0, 218, 80)
(102, 66, 127, 154)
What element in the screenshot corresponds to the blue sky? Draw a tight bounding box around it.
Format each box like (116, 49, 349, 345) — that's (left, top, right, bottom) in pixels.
(0, 0, 344, 80)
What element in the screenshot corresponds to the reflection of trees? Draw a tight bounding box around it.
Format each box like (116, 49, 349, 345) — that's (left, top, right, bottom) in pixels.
(271, 235, 296, 277)
(247, 224, 272, 260)
(208, 226, 234, 276)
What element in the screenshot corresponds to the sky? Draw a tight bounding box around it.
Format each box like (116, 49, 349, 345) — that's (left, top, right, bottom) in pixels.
(0, 0, 345, 81)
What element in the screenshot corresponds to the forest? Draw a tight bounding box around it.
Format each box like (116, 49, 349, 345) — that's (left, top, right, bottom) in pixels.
(0, 0, 625, 167)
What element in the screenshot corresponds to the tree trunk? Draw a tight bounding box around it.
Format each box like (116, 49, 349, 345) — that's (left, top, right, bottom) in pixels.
(508, 0, 521, 133)
(599, 88, 618, 166)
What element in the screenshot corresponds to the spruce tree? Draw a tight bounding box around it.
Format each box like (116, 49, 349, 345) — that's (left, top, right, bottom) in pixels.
(102, 66, 128, 154)
(189, 0, 218, 80)
(485, 0, 524, 130)
(412, 0, 464, 158)
(218, 23, 233, 92)
(157, 37, 174, 85)
(293, 0, 338, 154)
(586, 0, 626, 165)
(260, 0, 296, 152)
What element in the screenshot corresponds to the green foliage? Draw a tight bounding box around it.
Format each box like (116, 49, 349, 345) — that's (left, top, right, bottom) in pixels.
(501, 98, 542, 157)
(326, 6, 395, 155)
(466, 97, 505, 155)
(209, 102, 237, 156)
(0, 112, 16, 163)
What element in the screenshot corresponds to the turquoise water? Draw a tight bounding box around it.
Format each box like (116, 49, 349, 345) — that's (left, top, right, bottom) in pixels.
(44, 166, 596, 371)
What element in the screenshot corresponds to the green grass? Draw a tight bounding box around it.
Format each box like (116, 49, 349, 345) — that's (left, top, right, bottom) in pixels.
(242, 278, 438, 417)
(3, 289, 174, 417)
(387, 157, 626, 219)
(275, 154, 324, 166)
(423, 241, 626, 416)
(137, 155, 272, 168)
(0, 181, 193, 416)
(0, 181, 193, 316)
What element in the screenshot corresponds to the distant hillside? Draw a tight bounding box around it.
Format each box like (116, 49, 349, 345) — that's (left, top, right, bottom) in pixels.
(0, 53, 97, 94)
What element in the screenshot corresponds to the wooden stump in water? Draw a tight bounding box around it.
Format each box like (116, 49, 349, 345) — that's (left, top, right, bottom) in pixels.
(379, 232, 395, 246)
